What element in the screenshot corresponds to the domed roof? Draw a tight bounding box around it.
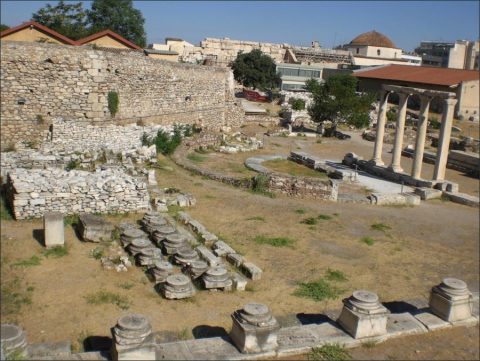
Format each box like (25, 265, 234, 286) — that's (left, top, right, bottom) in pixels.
(349, 30, 396, 49)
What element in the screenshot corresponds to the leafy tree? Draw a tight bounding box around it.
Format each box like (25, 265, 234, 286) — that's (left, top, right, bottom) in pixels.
(87, 0, 146, 48)
(306, 75, 375, 129)
(0, 24, 9, 32)
(31, 1, 89, 40)
(231, 49, 281, 91)
(289, 98, 305, 111)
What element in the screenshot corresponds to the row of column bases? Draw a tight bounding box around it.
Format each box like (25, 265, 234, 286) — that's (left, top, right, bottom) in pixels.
(0, 278, 473, 360)
(372, 90, 457, 182)
(109, 277, 471, 360)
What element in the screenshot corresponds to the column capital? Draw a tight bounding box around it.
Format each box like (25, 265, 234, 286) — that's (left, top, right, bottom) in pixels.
(444, 98, 458, 107)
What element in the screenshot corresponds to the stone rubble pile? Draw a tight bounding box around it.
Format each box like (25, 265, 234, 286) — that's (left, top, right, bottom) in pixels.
(7, 167, 150, 219)
(150, 187, 197, 212)
(218, 133, 264, 154)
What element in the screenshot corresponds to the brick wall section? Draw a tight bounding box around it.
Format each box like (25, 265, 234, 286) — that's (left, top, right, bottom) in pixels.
(0, 41, 244, 149)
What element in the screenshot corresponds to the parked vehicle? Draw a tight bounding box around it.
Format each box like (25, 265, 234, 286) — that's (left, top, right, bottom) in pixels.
(242, 88, 271, 102)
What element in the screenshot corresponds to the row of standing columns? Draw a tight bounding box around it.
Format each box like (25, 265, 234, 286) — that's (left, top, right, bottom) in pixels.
(372, 89, 458, 181)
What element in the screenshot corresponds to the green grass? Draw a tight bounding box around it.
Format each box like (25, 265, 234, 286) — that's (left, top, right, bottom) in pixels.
(318, 214, 333, 221)
(1, 277, 33, 316)
(307, 344, 351, 361)
(295, 209, 306, 214)
(117, 282, 134, 290)
(90, 246, 104, 260)
(361, 236, 375, 246)
(325, 268, 348, 282)
(176, 328, 191, 340)
(246, 216, 265, 222)
(293, 278, 342, 302)
(74, 330, 92, 353)
(254, 235, 295, 248)
(361, 340, 378, 348)
(13, 255, 42, 267)
(371, 223, 391, 232)
(64, 214, 79, 226)
(5, 349, 27, 360)
(42, 246, 68, 258)
(85, 290, 131, 310)
(301, 217, 318, 225)
(187, 153, 206, 163)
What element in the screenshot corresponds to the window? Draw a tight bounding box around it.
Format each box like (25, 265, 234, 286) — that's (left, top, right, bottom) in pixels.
(377, 49, 381, 56)
(356, 48, 359, 54)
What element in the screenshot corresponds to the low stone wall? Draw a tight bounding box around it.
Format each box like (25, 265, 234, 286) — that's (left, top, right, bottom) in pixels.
(266, 173, 338, 200)
(244, 114, 281, 124)
(6, 167, 149, 219)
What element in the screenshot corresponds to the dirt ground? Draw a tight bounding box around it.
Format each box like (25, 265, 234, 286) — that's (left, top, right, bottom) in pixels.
(1, 127, 479, 358)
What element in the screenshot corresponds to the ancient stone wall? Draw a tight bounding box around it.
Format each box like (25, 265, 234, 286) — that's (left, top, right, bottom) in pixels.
(0, 41, 244, 149)
(266, 173, 338, 200)
(6, 167, 149, 219)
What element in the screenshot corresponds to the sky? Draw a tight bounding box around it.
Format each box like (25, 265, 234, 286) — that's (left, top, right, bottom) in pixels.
(1, 1, 479, 52)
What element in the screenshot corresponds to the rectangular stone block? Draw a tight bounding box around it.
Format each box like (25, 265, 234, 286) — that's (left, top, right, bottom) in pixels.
(231, 273, 248, 291)
(337, 306, 388, 339)
(429, 291, 473, 322)
(227, 253, 244, 267)
(196, 245, 222, 266)
(242, 262, 262, 280)
(414, 187, 442, 200)
(414, 311, 452, 331)
(44, 212, 64, 248)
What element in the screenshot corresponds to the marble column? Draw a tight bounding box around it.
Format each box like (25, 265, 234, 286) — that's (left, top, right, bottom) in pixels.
(389, 93, 409, 172)
(433, 98, 458, 181)
(411, 96, 431, 179)
(371, 91, 390, 166)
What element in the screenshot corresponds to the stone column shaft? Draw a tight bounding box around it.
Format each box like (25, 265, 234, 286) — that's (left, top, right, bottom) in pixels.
(433, 98, 458, 181)
(411, 96, 431, 179)
(390, 93, 409, 172)
(371, 91, 390, 166)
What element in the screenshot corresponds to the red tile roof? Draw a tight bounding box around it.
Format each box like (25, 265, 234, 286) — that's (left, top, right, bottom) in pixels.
(0, 21, 78, 45)
(353, 64, 480, 87)
(76, 30, 141, 50)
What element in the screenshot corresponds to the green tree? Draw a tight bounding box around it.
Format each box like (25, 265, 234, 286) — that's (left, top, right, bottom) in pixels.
(0, 24, 10, 32)
(231, 49, 281, 91)
(306, 75, 375, 129)
(31, 1, 89, 40)
(87, 0, 146, 48)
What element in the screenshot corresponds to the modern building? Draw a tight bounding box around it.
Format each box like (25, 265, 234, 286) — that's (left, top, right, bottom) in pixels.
(276, 63, 323, 91)
(353, 64, 479, 119)
(0, 21, 77, 45)
(343, 30, 421, 67)
(1, 21, 142, 51)
(415, 40, 479, 70)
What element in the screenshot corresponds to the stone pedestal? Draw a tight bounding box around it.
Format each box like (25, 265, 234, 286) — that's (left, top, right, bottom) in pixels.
(152, 225, 176, 246)
(149, 261, 174, 283)
(174, 247, 199, 267)
(337, 290, 390, 339)
(429, 278, 473, 322)
(162, 234, 188, 255)
(127, 238, 154, 257)
(43, 212, 64, 248)
(202, 266, 232, 290)
(162, 274, 195, 299)
(187, 260, 209, 279)
(120, 228, 147, 248)
(112, 314, 155, 361)
(141, 213, 167, 235)
(0, 324, 28, 359)
(230, 303, 279, 354)
(136, 247, 163, 267)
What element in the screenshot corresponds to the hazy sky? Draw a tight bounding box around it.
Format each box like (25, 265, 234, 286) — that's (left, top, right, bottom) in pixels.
(1, 1, 479, 51)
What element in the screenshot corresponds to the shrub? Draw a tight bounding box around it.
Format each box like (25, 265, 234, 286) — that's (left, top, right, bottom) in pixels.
(429, 118, 440, 129)
(361, 236, 375, 246)
(318, 214, 332, 221)
(308, 344, 351, 361)
(90, 246, 104, 260)
(66, 159, 81, 171)
(107, 91, 119, 117)
(154, 126, 183, 155)
(386, 109, 396, 123)
(251, 174, 272, 197)
(289, 97, 306, 111)
(254, 235, 295, 248)
(325, 268, 348, 282)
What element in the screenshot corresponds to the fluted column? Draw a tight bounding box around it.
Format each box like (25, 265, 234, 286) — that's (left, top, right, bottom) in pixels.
(411, 96, 431, 179)
(389, 93, 409, 172)
(371, 91, 390, 166)
(433, 98, 458, 181)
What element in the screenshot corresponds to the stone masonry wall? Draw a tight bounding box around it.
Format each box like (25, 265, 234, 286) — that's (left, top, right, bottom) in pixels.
(6, 167, 149, 219)
(1, 41, 244, 149)
(266, 173, 338, 200)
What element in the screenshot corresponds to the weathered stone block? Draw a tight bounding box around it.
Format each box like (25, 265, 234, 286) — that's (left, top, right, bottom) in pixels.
(43, 212, 64, 248)
(242, 262, 262, 280)
(78, 214, 113, 243)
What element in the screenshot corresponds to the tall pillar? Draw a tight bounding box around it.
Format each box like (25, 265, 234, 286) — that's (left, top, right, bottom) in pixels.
(411, 96, 431, 179)
(433, 98, 458, 181)
(389, 93, 409, 172)
(371, 91, 390, 166)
